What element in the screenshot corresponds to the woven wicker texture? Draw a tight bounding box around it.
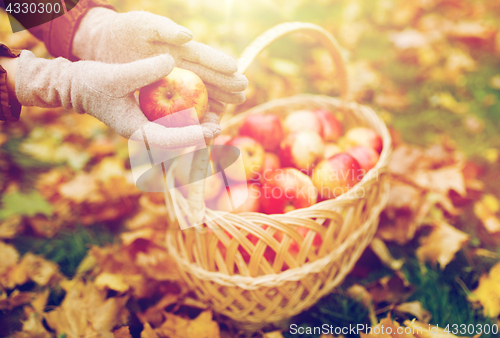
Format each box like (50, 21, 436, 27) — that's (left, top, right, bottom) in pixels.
(163, 22, 392, 330)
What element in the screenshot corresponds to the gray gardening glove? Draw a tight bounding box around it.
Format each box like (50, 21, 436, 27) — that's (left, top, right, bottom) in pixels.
(72, 8, 248, 114)
(15, 50, 220, 148)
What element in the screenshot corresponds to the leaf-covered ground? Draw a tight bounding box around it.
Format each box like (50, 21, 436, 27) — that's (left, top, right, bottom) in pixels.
(1, 0, 500, 337)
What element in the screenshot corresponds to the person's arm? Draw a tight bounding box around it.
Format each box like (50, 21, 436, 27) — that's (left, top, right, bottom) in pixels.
(0, 56, 18, 98)
(0, 44, 21, 121)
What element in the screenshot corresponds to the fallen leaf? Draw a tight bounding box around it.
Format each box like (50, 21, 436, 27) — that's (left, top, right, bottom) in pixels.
(262, 331, 285, 338)
(394, 301, 432, 323)
(367, 273, 414, 305)
(141, 323, 159, 338)
(0, 215, 23, 239)
(95, 272, 130, 293)
(44, 279, 129, 337)
(370, 238, 405, 270)
(474, 194, 500, 233)
(13, 308, 52, 338)
(114, 326, 132, 338)
(0, 290, 35, 311)
(156, 310, 220, 338)
(416, 221, 469, 269)
(411, 166, 466, 197)
(0, 241, 19, 276)
(58, 173, 99, 203)
(347, 284, 373, 308)
(469, 262, 500, 318)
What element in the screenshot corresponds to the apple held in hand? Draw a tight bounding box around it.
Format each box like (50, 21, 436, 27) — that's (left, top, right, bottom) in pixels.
(344, 127, 383, 154)
(239, 114, 284, 152)
(283, 110, 322, 135)
(261, 168, 318, 214)
(139, 67, 208, 128)
(312, 153, 362, 199)
(280, 131, 325, 171)
(314, 109, 343, 142)
(346, 146, 379, 174)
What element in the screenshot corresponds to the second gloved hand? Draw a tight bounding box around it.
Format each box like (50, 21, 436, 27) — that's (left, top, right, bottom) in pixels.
(72, 8, 248, 114)
(15, 51, 220, 148)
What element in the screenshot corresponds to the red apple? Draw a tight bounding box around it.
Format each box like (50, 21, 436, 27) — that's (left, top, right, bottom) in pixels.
(312, 153, 362, 199)
(283, 110, 322, 135)
(344, 127, 383, 154)
(216, 183, 261, 213)
(261, 168, 318, 214)
(259, 153, 281, 182)
(314, 109, 342, 142)
(239, 114, 284, 152)
(323, 143, 342, 159)
(280, 131, 325, 172)
(223, 136, 265, 181)
(139, 67, 208, 127)
(346, 146, 379, 174)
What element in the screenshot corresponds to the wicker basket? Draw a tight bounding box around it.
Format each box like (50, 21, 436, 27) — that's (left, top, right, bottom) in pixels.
(163, 22, 392, 330)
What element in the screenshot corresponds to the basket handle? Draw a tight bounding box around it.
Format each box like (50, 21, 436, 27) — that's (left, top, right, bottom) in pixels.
(236, 22, 348, 99)
(186, 22, 349, 227)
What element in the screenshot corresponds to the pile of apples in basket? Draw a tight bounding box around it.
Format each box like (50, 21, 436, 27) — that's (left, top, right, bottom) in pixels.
(175, 110, 382, 211)
(171, 109, 383, 270)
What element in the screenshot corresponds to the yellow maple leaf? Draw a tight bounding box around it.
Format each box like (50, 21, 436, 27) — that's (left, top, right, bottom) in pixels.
(416, 220, 469, 269)
(469, 262, 500, 318)
(156, 310, 220, 338)
(474, 194, 500, 234)
(95, 273, 130, 293)
(44, 279, 129, 337)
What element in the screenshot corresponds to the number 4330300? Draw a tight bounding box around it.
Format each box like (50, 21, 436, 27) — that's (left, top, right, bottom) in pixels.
(5, 2, 63, 14)
(444, 323, 498, 335)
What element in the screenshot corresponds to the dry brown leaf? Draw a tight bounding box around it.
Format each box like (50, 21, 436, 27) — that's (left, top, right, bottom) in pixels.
(137, 294, 180, 328)
(262, 331, 284, 338)
(13, 308, 52, 338)
(469, 262, 500, 318)
(410, 166, 466, 197)
(95, 273, 131, 293)
(17, 253, 61, 286)
(388, 145, 424, 176)
(370, 238, 405, 270)
(113, 327, 132, 338)
(367, 273, 414, 305)
(0, 241, 19, 276)
(474, 194, 500, 233)
(386, 182, 423, 212)
(416, 221, 469, 269)
(0, 290, 35, 311)
(58, 173, 100, 203)
(394, 301, 432, 323)
(347, 284, 373, 308)
(0, 215, 23, 239)
(141, 323, 159, 338)
(44, 279, 129, 337)
(155, 310, 220, 338)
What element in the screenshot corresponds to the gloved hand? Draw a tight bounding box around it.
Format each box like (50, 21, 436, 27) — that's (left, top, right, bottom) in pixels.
(15, 50, 220, 148)
(72, 8, 248, 114)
